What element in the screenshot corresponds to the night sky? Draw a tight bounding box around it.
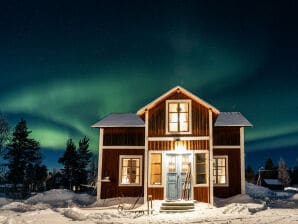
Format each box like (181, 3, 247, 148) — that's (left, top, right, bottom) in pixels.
(0, 1, 297, 169)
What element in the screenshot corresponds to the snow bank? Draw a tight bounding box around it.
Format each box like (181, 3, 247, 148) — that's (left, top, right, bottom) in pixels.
(0, 197, 12, 207)
(246, 182, 275, 199)
(25, 189, 96, 207)
(1, 201, 50, 212)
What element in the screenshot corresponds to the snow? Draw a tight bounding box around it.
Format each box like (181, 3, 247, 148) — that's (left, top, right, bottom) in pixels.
(0, 184, 298, 224)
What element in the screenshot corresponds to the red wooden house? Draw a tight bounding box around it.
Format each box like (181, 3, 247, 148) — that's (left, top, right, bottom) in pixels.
(92, 86, 252, 204)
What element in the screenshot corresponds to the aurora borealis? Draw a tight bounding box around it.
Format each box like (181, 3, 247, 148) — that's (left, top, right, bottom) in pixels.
(0, 1, 297, 168)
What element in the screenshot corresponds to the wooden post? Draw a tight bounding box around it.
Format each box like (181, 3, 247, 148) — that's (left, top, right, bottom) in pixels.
(240, 127, 245, 194)
(147, 195, 153, 214)
(144, 110, 149, 203)
(97, 128, 104, 201)
(208, 109, 214, 206)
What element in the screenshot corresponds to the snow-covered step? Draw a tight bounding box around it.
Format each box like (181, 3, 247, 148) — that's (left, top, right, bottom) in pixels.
(159, 200, 195, 213)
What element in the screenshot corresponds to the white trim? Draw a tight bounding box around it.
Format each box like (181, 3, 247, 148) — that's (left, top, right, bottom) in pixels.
(148, 136, 209, 141)
(148, 152, 164, 188)
(97, 128, 104, 201)
(240, 127, 245, 194)
(118, 155, 143, 187)
(137, 86, 220, 115)
(213, 155, 229, 187)
(208, 109, 214, 205)
(144, 110, 149, 202)
(213, 145, 240, 149)
(193, 152, 209, 187)
(165, 99, 192, 135)
(102, 146, 145, 149)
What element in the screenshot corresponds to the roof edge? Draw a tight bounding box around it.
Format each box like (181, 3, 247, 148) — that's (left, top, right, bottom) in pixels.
(137, 86, 220, 115)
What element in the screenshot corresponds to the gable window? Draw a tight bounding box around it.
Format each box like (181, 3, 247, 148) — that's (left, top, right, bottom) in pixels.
(119, 155, 142, 186)
(213, 156, 228, 186)
(166, 100, 192, 134)
(149, 153, 162, 186)
(195, 153, 208, 185)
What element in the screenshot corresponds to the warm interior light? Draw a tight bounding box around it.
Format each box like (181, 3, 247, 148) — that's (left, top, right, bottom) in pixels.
(175, 141, 187, 153)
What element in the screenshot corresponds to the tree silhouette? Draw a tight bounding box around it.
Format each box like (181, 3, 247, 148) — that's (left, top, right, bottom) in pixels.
(278, 158, 291, 187)
(4, 119, 45, 196)
(58, 139, 79, 190)
(77, 136, 92, 185)
(245, 165, 255, 183)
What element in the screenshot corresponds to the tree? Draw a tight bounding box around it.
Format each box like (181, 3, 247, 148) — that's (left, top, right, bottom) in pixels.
(0, 114, 9, 154)
(245, 165, 255, 183)
(77, 136, 92, 185)
(58, 139, 79, 190)
(278, 158, 291, 187)
(0, 114, 10, 182)
(263, 158, 277, 179)
(265, 158, 275, 170)
(4, 119, 45, 195)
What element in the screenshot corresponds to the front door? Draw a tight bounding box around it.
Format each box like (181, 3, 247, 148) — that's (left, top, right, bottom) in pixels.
(166, 154, 191, 200)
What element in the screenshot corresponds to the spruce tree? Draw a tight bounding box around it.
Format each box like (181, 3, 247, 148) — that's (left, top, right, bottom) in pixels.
(58, 139, 79, 190)
(77, 136, 92, 185)
(0, 114, 9, 154)
(278, 158, 291, 187)
(4, 119, 43, 194)
(245, 165, 255, 183)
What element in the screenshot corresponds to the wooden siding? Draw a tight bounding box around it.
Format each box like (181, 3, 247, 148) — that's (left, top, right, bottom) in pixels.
(193, 187, 209, 203)
(148, 91, 210, 137)
(213, 148, 241, 198)
(103, 127, 145, 146)
(213, 127, 240, 146)
(148, 140, 209, 150)
(101, 148, 144, 199)
(147, 187, 164, 200)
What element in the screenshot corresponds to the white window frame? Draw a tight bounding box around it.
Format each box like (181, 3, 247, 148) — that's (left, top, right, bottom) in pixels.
(165, 99, 192, 135)
(193, 151, 209, 187)
(213, 155, 229, 187)
(118, 155, 142, 187)
(148, 152, 164, 187)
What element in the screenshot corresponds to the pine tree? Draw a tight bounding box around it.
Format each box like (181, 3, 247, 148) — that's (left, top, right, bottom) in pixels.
(264, 158, 277, 179)
(0, 114, 9, 154)
(77, 136, 92, 185)
(4, 119, 44, 194)
(58, 139, 79, 190)
(278, 158, 291, 187)
(245, 165, 255, 183)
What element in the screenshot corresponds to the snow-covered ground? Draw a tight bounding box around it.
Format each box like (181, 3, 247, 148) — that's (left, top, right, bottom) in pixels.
(0, 183, 298, 224)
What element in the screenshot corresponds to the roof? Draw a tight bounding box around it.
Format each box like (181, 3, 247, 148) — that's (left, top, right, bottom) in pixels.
(91, 113, 145, 128)
(214, 112, 252, 127)
(263, 179, 283, 186)
(137, 86, 220, 115)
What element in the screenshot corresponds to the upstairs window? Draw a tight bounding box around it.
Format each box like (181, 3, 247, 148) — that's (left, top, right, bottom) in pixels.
(166, 100, 192, 134)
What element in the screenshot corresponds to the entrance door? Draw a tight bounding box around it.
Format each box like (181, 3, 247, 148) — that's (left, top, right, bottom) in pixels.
(166, 154, 191, 200)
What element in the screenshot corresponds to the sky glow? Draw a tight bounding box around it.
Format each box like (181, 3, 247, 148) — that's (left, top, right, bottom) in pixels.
(0, 1, 297, 166)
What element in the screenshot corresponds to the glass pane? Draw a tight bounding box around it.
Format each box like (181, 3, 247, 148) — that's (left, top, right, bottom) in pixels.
(197, 174, 206, 184)
(169, 103, 178, 112)
(169, 123, 178, 132)
(180, 122, 188, 131)
(179, 103, 188, 112)
(179, 113, 188, 122)
(169, 113, 178, 122)
(122, 159, 129, 167)
(150, 154, 162, 185)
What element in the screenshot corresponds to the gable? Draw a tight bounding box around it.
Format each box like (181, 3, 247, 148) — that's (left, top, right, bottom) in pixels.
(137, 86, 219, 115)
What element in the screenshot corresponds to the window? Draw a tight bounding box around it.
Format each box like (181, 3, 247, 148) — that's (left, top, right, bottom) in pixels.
(213, 156, 228, 186)
(149, 153, 162, 186)
(195, 153, 208, 185)
(119, 155, 142, 186)
(166, 100, 191, 134)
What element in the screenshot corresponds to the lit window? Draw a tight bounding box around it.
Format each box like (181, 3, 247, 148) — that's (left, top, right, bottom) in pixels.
(213, 156, 228, 185)
(195, 153, 207, 185)
(150, 153, 162, 185)
(119, 155, 142, 186)
(167, 100, 191, 134)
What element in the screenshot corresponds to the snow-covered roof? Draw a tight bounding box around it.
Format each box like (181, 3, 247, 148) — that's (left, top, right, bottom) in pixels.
(263, 179, 283, 186)
(214, 112, 252, 127)
(91, 113, 145, 128)
(137, 86, 220, 115)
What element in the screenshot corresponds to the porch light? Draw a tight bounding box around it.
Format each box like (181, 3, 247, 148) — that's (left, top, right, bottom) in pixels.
(175, 140, 187, 153)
